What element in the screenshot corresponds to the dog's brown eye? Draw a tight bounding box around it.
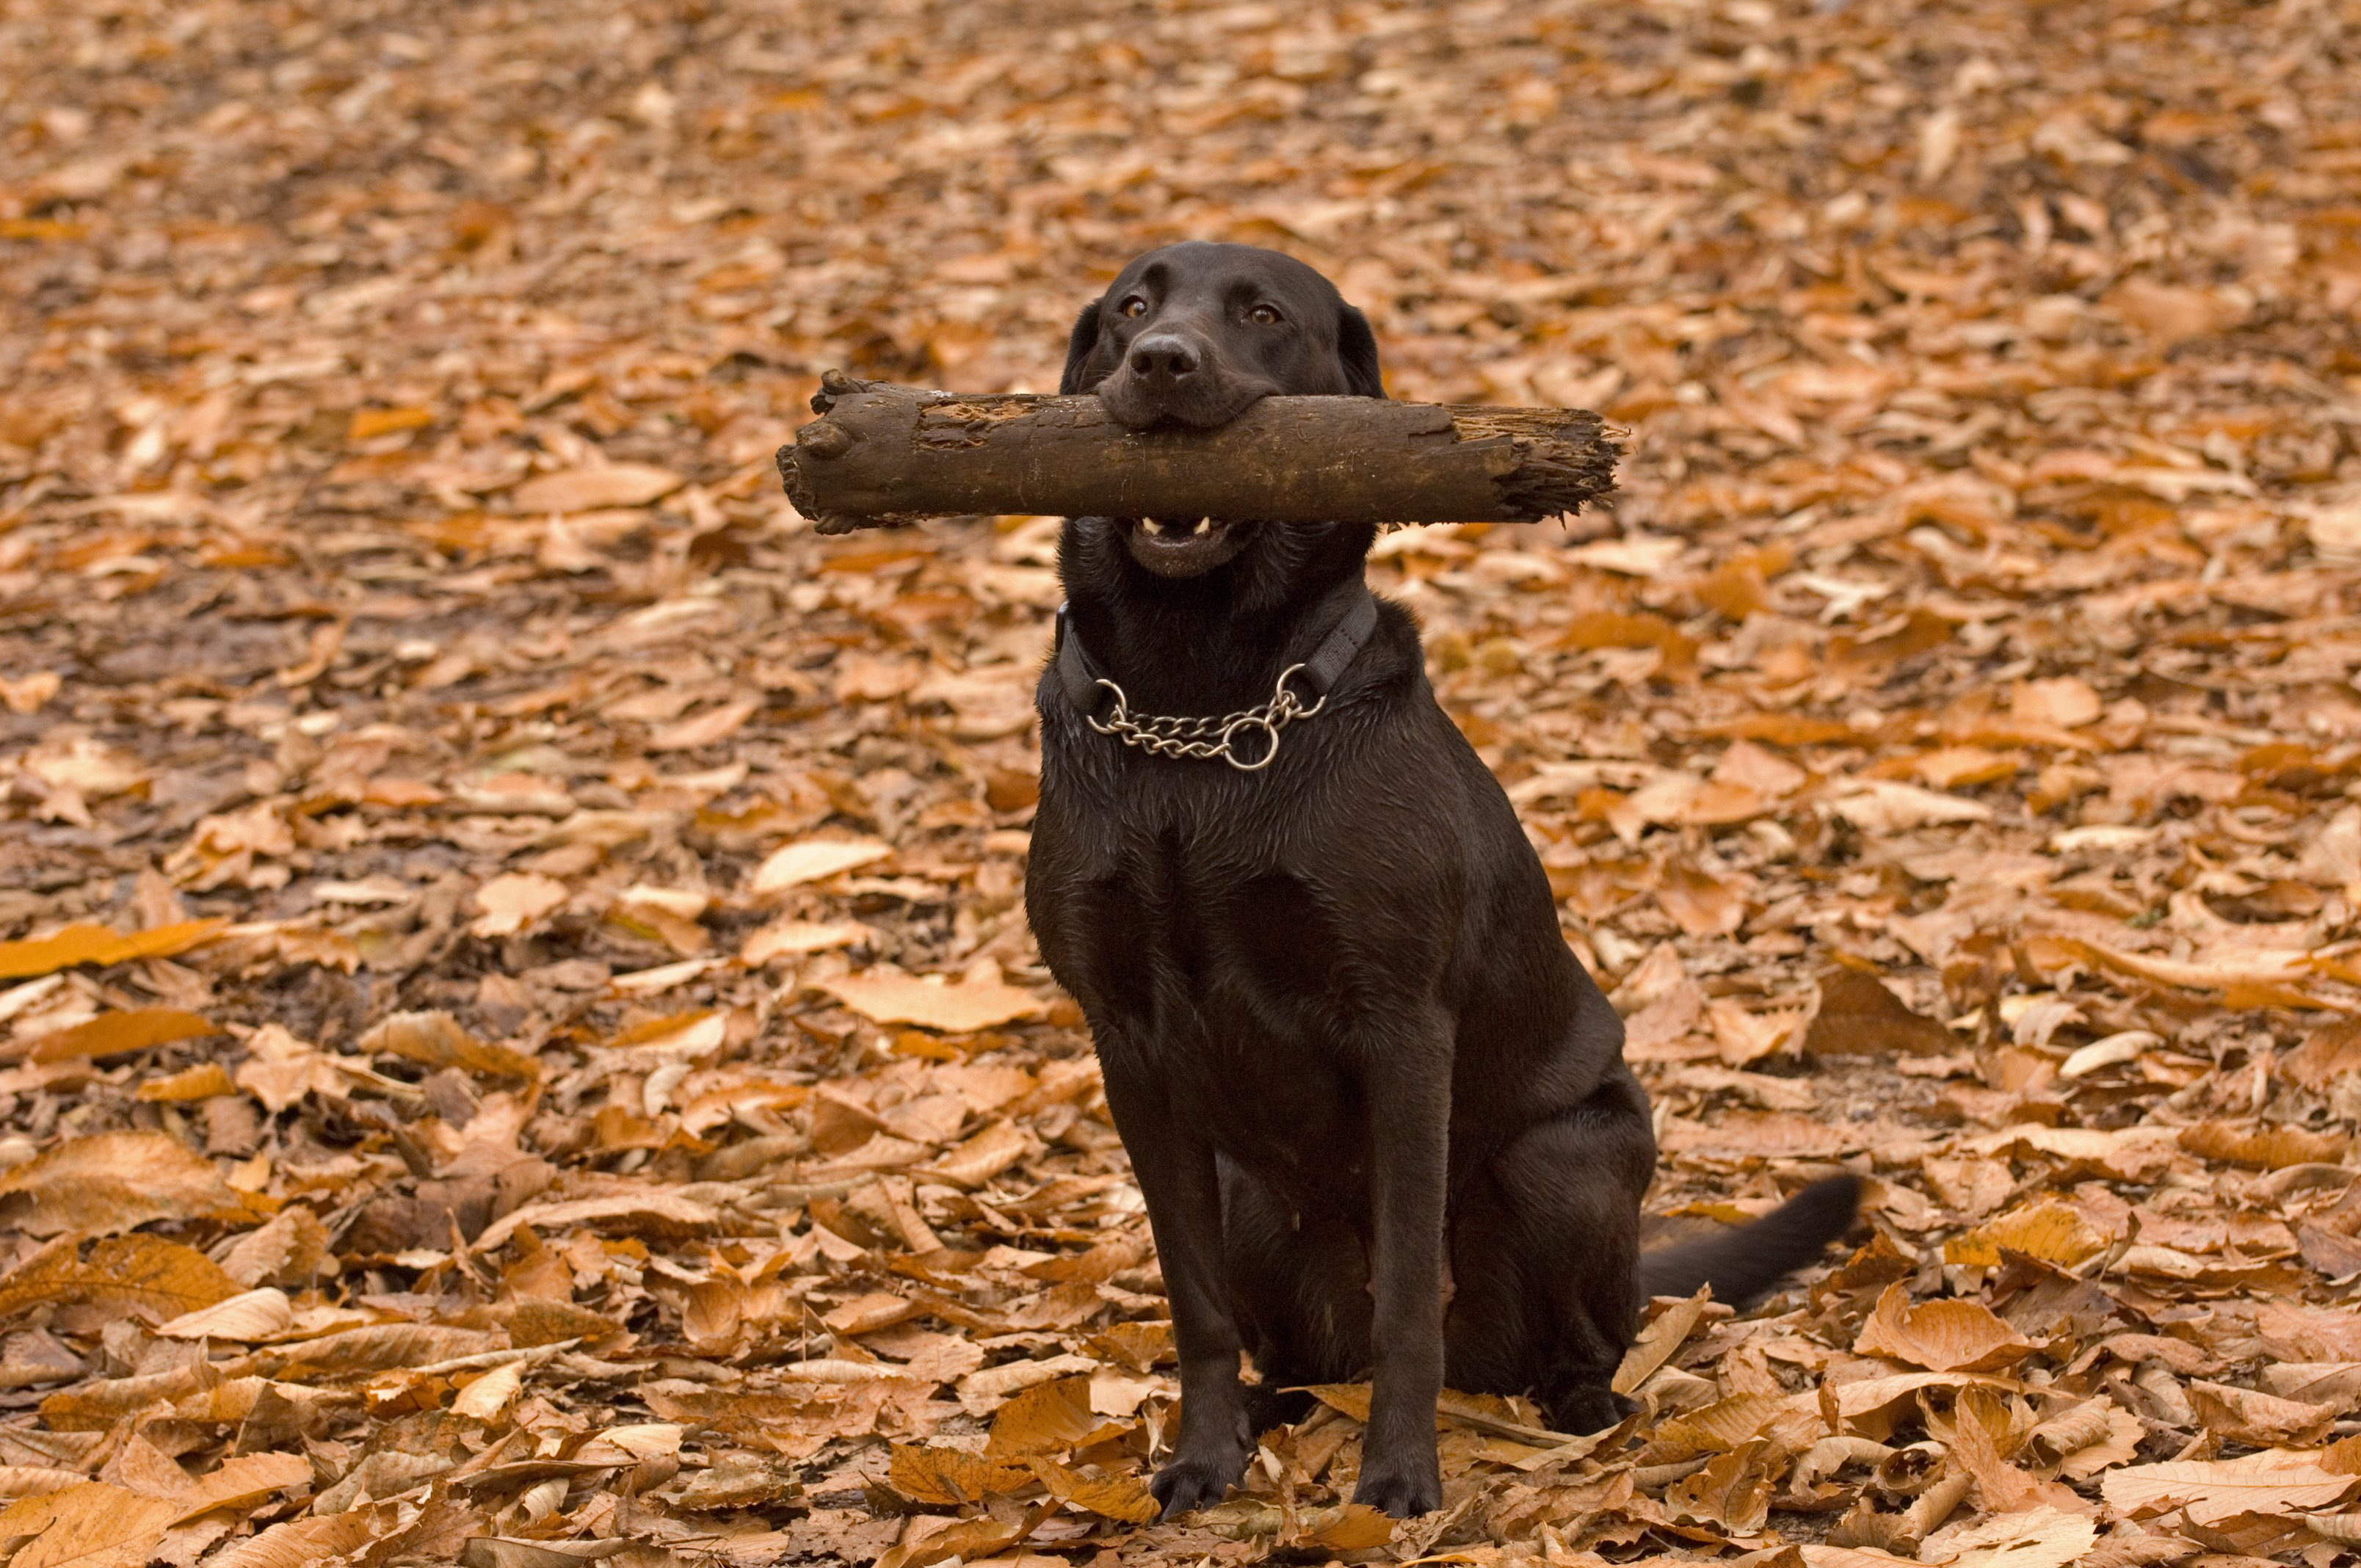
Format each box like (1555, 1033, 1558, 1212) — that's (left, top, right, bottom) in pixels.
(1119, 296, 1148, 318)
(1249, 304, 1283, 325)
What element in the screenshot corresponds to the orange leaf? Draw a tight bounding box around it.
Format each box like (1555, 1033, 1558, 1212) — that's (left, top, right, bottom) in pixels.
(886, 1445, 1030, 1506)
(0, 921, 227, 981)
(1853, 1285, 2036, 1373)
(0, 1234, 240, 1321)
(134, 1063, 238, 1103)
(2178, 1121, 2349, 1171)
(985, 1376, 1102, 1459)
(1942, 1199, 2110, 1269)
(22, 1009, 217, 1065)
(1029, 1458, 1159, 1522)
(0, 1133, 262, 1238)
(512, 463, 683, 512)
(345, 405, 435, 440)
(822, 968, 1045, 1034)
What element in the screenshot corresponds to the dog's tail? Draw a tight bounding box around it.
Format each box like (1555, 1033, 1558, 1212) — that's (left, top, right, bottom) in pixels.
(1636, 1175, 1864, 1309)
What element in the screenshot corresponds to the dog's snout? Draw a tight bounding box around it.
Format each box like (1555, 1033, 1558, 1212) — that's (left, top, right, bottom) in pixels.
(1128, 334, 1200, 383)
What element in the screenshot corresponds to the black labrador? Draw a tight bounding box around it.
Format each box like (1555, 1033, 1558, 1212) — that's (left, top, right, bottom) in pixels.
(1024, 241, 1860, 1519)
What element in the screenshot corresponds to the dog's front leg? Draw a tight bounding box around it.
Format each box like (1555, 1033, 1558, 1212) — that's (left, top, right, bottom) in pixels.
(1098, 1054, 1252, 1517)
(1353, 1011, 1451, 1518)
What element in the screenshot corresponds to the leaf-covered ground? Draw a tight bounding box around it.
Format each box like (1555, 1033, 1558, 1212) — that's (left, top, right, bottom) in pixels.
(4, 0, 2361, 1564)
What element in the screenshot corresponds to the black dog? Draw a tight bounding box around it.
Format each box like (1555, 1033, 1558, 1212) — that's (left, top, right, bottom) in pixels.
(1024, 242, 1860, 1519)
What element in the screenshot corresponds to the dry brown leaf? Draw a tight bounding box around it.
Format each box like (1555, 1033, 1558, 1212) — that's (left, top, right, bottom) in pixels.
(512, 464, 682, 512)
(0, 1484, 178, 1568)
(741, 917, 871, 965)
(822, 967, 1045, 1033)
(154, 1288, 292, 1342)
(206, 1512, 387, 1568)
(874, 1511, 1041, 1568)
(887, 1445, 1029, 1506)
(169, 1453, 314, 1522)
(2100, 1450, 2358, 1525)
(2185, 1380, 2337, 1447)
(2012, 677, 2103, 730)
(217, 1208, 333, 1289)
(133, 1062, 236, 1103)
(751, 838, 893, 894)
(2104, 277, 2245, 343)
(1663, 1436, 1777, 1535)
(1614, 1286, 1711, 1395)
(1029, 1458, 1160, 1522)
(0, 921, 227, 981)
(918, 1119, 1036, 1188)
(984, 1376, 1104, 1458)
(1943, 1198, 2111, 1269)
(356, 1011, 540, 1081)
(2177, 1121, 2349, 1171)
(470, 1191, 719, 1254)
(1638, 1393, 1801, 1464)
(0, 1235, 239, 1322)
(1805, 969, 1957, 1056)
(0, 1134, 260, 1237)
(468, 873, 567, 938)
(1934, 1506, 2097, 1568)
(17, 1008, 218, 1064)
(1853, 1285, 2037, 1373)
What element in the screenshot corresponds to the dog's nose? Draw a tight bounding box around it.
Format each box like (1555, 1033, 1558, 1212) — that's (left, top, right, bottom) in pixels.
(1128, 334, 1200, 384)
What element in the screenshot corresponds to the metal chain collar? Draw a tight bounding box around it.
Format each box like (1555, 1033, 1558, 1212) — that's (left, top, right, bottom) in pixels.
(1083, 663, 1327, 772)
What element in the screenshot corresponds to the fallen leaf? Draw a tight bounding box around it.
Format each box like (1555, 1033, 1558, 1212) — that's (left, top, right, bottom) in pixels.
(752, 838, 893, 893)
(822, 968, 1045, 1033)
(0, 1235, 240, 1321)
(1854, 1285, 2038, 1373)
(468, 874, 567, 938)
(512, 464, 682, 512)
(1804, 970, 1957, 1056)
(1029, 1458, 1160, 1522)
(357, 1012, 540, 1081)
(2100, 1450, 2357, 1525)
(134, 1062, 238, 1103)
(1934, 1506, 2097, 1568)
(1943, 1199, 2111, 1269)
(0, 921, 227, 981)
(0, 1482, 178, 1568)
(2178, 1121, 2349, 1171)
(154, 1288, 294, 1342)
(19, 1008, 218, 1065)
(0, 1133, 261, 1236)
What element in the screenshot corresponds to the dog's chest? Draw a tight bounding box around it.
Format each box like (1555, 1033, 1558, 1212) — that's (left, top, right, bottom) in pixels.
(1030, 799, 1379, 1148)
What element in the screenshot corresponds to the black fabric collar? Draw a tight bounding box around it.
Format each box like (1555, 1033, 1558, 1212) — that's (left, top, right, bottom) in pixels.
(1052, 576, 1380, 725)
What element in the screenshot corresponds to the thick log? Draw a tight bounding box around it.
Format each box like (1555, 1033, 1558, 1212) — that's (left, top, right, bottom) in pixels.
(775, 370, 1618, 535)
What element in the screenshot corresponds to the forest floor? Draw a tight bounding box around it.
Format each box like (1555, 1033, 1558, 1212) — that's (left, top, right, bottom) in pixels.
(4, 0, 2361, 1565)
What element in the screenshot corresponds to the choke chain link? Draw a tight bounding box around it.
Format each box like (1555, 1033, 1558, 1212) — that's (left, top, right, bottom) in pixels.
(1084, 663, 1325, 772)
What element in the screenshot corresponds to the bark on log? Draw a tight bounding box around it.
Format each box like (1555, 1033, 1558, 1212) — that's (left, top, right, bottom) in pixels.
(775, 370, 1618, 535)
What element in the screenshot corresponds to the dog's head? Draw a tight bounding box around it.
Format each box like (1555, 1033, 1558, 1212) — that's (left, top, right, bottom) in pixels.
(1060, 242, 1384, 578)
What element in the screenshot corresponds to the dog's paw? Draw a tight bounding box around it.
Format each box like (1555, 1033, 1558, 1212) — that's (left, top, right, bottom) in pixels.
(1352, 1459, 1443, 1519)
(1543, 1384, 1634, 1435)
(1150, 1445, 1249, 1518)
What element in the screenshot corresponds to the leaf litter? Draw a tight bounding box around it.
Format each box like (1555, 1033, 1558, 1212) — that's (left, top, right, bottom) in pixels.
(3, 0, 2361, 1564)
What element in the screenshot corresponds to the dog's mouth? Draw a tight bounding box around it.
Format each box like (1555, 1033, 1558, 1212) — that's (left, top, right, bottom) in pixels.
(1120, 516, 1252, 578)
(1096, 374, 1277, 434)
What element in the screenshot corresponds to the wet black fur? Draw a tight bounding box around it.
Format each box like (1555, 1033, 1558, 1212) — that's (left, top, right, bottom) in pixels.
(1025, 243, 1861, 1520)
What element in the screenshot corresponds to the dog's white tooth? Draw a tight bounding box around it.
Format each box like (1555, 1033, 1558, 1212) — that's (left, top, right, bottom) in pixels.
(1141, 518, 1163, 535)
(1194, 518, 1211, 535)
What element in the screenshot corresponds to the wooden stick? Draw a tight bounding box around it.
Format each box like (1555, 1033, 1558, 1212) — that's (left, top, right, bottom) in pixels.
(775, 371, 1618, 534)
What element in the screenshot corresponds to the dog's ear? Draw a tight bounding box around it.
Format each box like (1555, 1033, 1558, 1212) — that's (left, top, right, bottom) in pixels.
(1337, 303, 1385, 399)
(1059, 300, 1109, 395)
